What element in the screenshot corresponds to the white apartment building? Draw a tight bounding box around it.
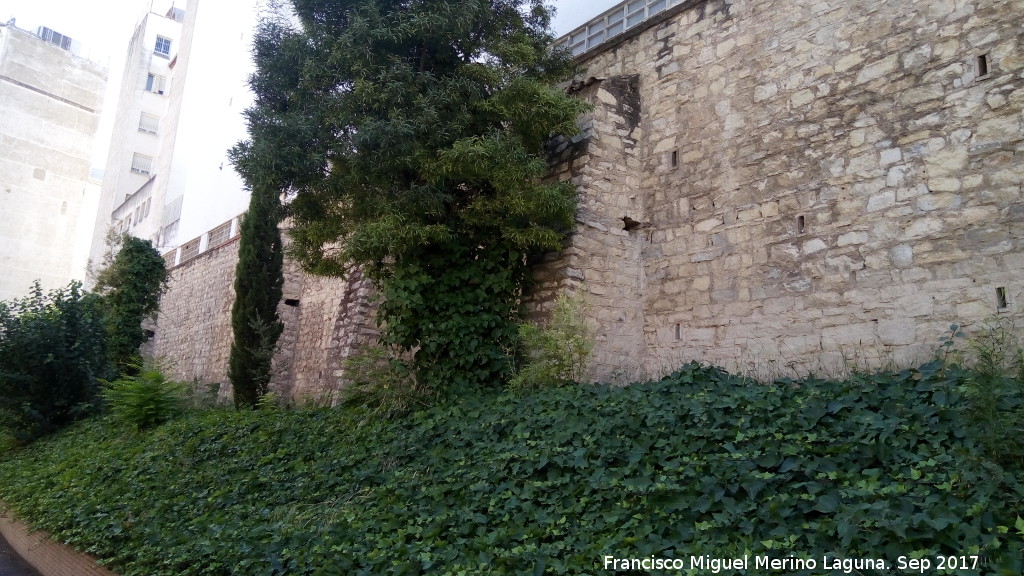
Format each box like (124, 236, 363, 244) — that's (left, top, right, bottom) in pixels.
(0, 21, 107, 301)
(90, 0, 259, 269)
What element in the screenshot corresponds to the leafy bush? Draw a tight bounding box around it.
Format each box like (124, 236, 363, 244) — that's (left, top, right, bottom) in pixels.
(955, 318, 1024, 466)
(511, 291, 595, 390)
(94, 235, 168, 375)
(0, 361, 1021, 575)
(0, 281, 110, 441)
(102, 364, 185, 431)
(339, 343, 433, 417)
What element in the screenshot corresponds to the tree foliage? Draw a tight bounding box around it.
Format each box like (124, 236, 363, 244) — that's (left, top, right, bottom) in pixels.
(0, 282, 110, 441)
(233, 0, 589, 391)
(227, 183, 285, 408)
(94, 235, 168, 374)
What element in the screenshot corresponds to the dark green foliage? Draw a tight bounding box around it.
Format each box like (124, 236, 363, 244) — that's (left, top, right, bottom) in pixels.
(1, 362, 1022, 575)
(0, 282, 110, 441)
(94, 235, 168, 375)
(952, 320, 1024, 467)
(102, 364, 185, 431)
(377, 239, 527, 391)
(233, 0, 589, 392)
(228, 182, 285, 408)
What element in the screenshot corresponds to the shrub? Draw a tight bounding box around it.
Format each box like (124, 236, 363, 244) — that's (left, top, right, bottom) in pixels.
(93, 235, 168, 375)
(0, 281, 110, 441)
(102, 363, 185, 431)
(511, 291, 595, 390)
(339, 344, 433, 417)
(955, 318, 1024, 466)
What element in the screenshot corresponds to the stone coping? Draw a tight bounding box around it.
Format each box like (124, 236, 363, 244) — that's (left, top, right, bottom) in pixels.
(0, 506, 118, 576)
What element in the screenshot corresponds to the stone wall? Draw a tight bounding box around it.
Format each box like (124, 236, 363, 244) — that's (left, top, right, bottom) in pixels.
(531, 0, 1024, 379)
(153, 0, 1023, 391)
(152, 237, 239, 392)
(151, 232, 377, 402)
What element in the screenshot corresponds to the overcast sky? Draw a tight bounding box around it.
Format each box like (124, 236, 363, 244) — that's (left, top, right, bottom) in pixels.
(1, 0, 619, 64)
(1, 0, 620, 169)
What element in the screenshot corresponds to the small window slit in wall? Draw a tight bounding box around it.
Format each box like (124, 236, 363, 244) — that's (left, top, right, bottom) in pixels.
(671, 150, 678, 168)
(284, 298, 300, 307)
(797, 215, 806, 235)
(674, 323, 682, 340)
(995, 287, 1008, 310)
(977, 53, 990, 77)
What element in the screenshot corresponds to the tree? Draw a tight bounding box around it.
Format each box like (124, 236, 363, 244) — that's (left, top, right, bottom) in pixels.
(94, 235, 169, 375)
(233, 0, 588, 392)
(0, 282, 111, 441)
(227, 182, 285, 408)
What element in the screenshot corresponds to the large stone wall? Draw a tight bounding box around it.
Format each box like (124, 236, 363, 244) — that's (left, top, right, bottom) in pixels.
(531, 0, 1024, 379)
(153, 0, 1022, 392)
(151, 234, 376, 402)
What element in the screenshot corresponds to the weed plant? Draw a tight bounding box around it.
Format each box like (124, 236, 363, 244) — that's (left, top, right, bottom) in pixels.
(511, 291, 595, 390)
(339, 344, 435, 418)
(102, 363, 185, 431)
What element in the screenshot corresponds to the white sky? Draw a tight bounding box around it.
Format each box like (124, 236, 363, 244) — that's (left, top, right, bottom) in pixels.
(0, 0, 620, 169)
(0, 0, 616, 62)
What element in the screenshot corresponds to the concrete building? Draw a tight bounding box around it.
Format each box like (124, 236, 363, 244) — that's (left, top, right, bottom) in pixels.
(0, 21, 107, 302)
(90, 0, 259, 269)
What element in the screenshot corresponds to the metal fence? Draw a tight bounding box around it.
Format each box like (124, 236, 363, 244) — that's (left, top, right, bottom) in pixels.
(555, 0, 686, 56)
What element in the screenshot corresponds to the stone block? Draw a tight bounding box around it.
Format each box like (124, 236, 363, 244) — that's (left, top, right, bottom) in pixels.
(856, 55, 898, 84)
(837, 231, 869, 246)
(802, 238, 828, 254)
(867, 191, 896, 212)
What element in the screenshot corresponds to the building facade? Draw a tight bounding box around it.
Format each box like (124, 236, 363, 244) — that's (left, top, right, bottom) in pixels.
(0, 22, 107, 301)
(89, 0, 259, 269)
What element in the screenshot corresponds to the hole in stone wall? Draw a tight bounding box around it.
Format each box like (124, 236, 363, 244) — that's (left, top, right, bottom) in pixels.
(284, 298, 300, 307)
(675, 323, 682, 340)
(622, 216, 641, 231)
(996, 286, 1008, 310)
(797, 215, 806, 235)
(144, 329, 155, 339)
(977, 53, 990, 77)
(671, 150, 678, 168)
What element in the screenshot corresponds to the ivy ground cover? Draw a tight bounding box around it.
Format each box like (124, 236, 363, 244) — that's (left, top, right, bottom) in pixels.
(0, 362, 1021, 575)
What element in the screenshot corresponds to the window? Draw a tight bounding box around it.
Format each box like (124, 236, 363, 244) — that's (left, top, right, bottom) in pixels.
(138, 112, 159, 134)
(996, 286, 1008, 310)
(130, 153, 153, 175)
(145, 73, 166, 94)
(155, 36, 172, 58)
(37, 26, 72, 51)
(976, 53, 990, 78)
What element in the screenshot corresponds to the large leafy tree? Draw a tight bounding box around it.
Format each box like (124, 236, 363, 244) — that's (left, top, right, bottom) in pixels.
(234, 0, 587, 392)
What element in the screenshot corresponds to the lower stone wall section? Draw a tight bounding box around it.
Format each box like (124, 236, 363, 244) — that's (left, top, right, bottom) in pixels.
(0, 508, 117, 576)
(151, 235, 378, 402)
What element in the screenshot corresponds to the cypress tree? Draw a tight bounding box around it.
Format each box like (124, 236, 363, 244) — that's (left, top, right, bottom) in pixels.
(228, 182, 284, 408)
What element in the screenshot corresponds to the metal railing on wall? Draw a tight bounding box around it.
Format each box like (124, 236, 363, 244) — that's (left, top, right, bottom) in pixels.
(555, 0, 686, 56)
